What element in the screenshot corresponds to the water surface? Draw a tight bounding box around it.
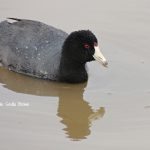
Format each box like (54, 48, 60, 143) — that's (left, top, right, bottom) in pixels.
(0, 0, 150, 149)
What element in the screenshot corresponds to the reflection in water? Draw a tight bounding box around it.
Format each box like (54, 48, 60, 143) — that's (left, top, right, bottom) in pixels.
(58, 84, 105, 140)
(0, 67, 105, 140)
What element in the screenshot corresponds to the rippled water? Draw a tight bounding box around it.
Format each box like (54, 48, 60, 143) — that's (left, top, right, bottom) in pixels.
(0, 0, 150, 149)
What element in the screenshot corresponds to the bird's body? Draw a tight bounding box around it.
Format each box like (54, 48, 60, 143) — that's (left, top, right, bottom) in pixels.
(0, 19, 67, 80)
(0, 18, 107, 83)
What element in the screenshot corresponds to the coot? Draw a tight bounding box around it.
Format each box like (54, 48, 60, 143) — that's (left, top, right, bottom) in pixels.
(0, 18, 108, 83)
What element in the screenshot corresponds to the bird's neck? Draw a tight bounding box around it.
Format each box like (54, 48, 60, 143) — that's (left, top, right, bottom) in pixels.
(59, 57, 88, 83)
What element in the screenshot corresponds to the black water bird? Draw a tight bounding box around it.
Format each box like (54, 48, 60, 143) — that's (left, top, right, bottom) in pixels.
(0, 18, 108, 83)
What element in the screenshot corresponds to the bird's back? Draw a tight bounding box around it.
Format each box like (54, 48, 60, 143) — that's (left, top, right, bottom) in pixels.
(0, 19, 68, 80)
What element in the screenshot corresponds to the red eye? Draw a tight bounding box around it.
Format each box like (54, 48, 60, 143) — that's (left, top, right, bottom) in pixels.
(84, 44, 90, 49)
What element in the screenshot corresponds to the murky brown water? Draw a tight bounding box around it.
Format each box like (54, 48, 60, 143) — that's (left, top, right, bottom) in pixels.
(0, 0, 150, 149)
